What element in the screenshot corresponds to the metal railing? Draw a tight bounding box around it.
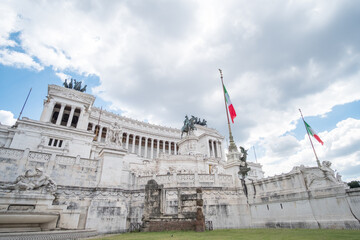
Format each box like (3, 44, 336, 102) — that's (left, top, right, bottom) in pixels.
(205, 221, 213, 231)
(128, 223, 142, 232)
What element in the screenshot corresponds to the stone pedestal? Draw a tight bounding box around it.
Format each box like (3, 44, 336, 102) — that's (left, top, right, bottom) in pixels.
(178, 135, 200, 155)
(98, 147, 127, 187)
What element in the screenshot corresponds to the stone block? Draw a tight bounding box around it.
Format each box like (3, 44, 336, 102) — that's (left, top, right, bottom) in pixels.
(58, 212, 81, 229)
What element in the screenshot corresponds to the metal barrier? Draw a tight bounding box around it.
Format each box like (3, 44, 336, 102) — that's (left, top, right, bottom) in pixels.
(129, 223, 142, 232)
(205, 221, 213, 231)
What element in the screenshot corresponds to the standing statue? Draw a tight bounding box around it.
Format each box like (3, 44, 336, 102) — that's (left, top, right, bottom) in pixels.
(238, 146, 250, 180)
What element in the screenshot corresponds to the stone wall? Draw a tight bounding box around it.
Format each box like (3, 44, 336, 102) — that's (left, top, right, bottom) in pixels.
(141, 180, 205, 232)
(345, 188, 360, 221)
(54, 186, 144, 234)
(0, 148, 99, 187)
(136, 173, 233, 188)
(1, 147, 360, 233)
(245, 168, 360, 229)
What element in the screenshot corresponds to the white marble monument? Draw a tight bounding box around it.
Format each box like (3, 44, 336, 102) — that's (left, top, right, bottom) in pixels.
(0, 84, 359, 235)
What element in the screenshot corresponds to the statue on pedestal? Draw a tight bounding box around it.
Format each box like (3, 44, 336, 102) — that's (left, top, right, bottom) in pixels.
(181, 115, 197, 138)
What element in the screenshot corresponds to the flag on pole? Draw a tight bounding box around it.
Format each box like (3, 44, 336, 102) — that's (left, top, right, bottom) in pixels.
(223, 84, 237, 123)
(304, 121, 324, 145)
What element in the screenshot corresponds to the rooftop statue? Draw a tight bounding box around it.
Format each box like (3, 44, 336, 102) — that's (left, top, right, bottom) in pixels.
(191, 115, 207, 126)
(63, 78, 87, 92)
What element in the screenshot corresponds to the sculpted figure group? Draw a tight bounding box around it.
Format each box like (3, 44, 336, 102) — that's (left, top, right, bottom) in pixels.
(6, 167, 57, 193)
(181, 115, 207, 138)
(63, 78, 87, 92)
(107, 122, 123, 147)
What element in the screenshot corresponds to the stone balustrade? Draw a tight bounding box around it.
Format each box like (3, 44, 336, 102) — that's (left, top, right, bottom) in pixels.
(136, 173, 233, 188)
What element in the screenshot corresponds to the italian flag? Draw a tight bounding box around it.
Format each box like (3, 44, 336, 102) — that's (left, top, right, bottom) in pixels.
(304, 121, 324, 145)
(223, 84, 237, 123)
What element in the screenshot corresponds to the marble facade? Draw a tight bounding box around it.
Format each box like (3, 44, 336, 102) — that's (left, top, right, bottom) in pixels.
(0, 84, 359, 234)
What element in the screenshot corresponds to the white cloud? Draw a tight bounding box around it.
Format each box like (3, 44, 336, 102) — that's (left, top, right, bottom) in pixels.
(0, 1, 360, 180)
(55, 72, 72, 82)
(0, 110, 16, 126)
(260, 118, 360, 182)
(0, 49, 43, 71)
(0, 3, 19, 47)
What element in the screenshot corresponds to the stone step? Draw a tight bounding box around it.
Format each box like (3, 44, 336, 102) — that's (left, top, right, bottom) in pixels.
(0, 229, 98, 240)
(0, 227, 41, 233)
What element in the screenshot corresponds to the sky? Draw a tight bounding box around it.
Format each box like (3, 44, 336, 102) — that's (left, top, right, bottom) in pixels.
(0, 0, 359, 181)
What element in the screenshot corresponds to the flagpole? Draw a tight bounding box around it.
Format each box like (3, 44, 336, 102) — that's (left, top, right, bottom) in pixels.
(17, 88, 32, 121)
(253, 146, 257, 163)
(299, 109, 321, 167)
(219, 69, 237, 152)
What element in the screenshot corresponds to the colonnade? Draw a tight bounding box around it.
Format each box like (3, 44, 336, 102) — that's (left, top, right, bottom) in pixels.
(87, 122, 178, 159)
(208, 139, 222, 158)
(87, 123, 107, 142)
(50, 103, 82, 128)
(124, 133, 177, 159)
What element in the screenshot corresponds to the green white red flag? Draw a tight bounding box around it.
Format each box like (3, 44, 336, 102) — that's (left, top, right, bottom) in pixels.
(304, 121, 324, 145)
(223, 84, 237, 123)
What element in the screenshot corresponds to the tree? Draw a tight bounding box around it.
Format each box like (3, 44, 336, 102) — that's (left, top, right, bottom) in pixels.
(347, 181, 360, 189)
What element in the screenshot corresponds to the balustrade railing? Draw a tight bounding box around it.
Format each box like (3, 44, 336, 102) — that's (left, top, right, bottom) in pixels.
(0, 147, 99, 170)
(28, 151, 51, 162)
(137, 173, 233, 187)
(56, 155, 76, 165)
(0, 148, 24, 160)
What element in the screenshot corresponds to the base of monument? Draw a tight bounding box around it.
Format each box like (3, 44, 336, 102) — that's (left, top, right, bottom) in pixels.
(0, 224, 41, 233)
(0, 212, 59, 233)
(143, 218, 205, 232)
(0, 229, 97, 240)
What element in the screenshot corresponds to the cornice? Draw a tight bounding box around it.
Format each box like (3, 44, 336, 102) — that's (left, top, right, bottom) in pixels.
(90, 107, 181, 135)
(17, 118, 94, 139)
(48, 84, 95, 106)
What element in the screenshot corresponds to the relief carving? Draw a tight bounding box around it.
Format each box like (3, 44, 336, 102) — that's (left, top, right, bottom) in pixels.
(5, 167, 57, 193)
